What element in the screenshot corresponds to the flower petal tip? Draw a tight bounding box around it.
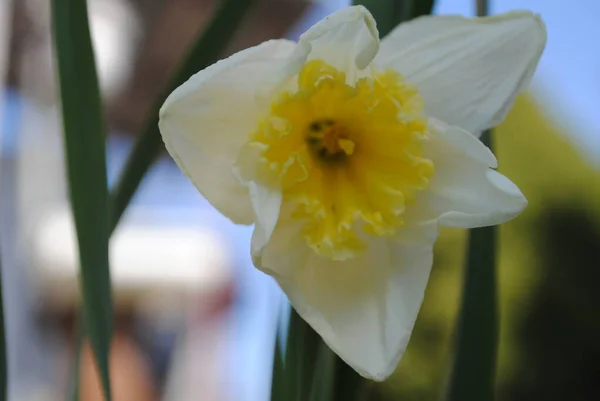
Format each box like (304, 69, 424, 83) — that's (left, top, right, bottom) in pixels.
(498, 10, 547, 49)
(299, 5, 380, 70)
(487, 169, 528, 212)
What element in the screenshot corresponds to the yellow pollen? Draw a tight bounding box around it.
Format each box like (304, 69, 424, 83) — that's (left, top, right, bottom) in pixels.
(321, 123, 353, 155)
(248, 60, 434, 260)
(338, 139, 355, 155)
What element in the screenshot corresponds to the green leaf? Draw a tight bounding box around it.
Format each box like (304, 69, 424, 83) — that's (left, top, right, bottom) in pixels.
(0, 246, 6, 401)
(51, 1, 112, 399)
(284, 309, 321, 401)
(109, 0, 254, 231)
(309, 342, 336, 401)
(270, 321, 284, 401)
(445, 131, 498, 401)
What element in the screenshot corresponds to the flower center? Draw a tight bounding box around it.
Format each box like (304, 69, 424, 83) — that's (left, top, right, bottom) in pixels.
(247, 60, 434, 260)
(306, 119, 355, 163)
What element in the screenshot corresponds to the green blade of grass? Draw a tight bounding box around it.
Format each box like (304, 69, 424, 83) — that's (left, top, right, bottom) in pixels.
(108, 0, 254, 231)
(444, 130, 498, 401)
(51, 1, 112, 399)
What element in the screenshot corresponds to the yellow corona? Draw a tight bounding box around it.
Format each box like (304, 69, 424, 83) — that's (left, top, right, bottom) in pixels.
(249, 60, 435, 260)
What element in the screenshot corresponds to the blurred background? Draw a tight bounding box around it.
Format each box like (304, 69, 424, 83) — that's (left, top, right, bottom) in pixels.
(0, 0, 599, 400)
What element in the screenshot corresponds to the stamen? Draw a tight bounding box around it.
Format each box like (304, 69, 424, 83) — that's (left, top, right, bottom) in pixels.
(306, 119, 355, 162)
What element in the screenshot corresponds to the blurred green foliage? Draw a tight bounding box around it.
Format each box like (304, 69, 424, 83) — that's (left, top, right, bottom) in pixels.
(504, 205, 600, 401)
(378, 94, 600, 400)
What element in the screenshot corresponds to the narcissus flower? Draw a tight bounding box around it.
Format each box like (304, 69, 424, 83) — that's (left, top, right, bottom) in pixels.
(159, 6, 546, 380)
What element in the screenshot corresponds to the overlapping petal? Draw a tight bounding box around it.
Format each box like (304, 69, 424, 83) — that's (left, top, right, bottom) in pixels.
(420, 119, 527, 228)
(377, 11, 546, 134)
(289, 5, 380, 82)
(159, 39, 295, 224)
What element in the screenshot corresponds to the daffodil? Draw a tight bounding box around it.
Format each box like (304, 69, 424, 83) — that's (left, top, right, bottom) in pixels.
(159, 6, 546, 380)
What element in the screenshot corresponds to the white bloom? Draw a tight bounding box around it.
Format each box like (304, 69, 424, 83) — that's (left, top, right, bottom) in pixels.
(159, 6, 546, 381)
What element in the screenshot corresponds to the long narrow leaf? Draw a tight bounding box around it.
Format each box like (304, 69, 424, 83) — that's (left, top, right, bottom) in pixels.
(284, 310, 321, 401)
(270, 320, 284, 401)
(108, 0, 254, 231)
(51, 1, 112, 399)
(309, 343, 336, 401)
(445, 130, 498, 401)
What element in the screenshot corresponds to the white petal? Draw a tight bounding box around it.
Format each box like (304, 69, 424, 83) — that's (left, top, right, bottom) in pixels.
(248, 182, 282, 262)
(257, 221, 435, 381)
(394, 218, 439, 246)
(428, 118, 497, 168)
(251, 211, 304, 276)
(422, 119, 527, 228)
(159, 39, 296, 224)
(289, 5, 379, 80)
(377, 11, 546, 134)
